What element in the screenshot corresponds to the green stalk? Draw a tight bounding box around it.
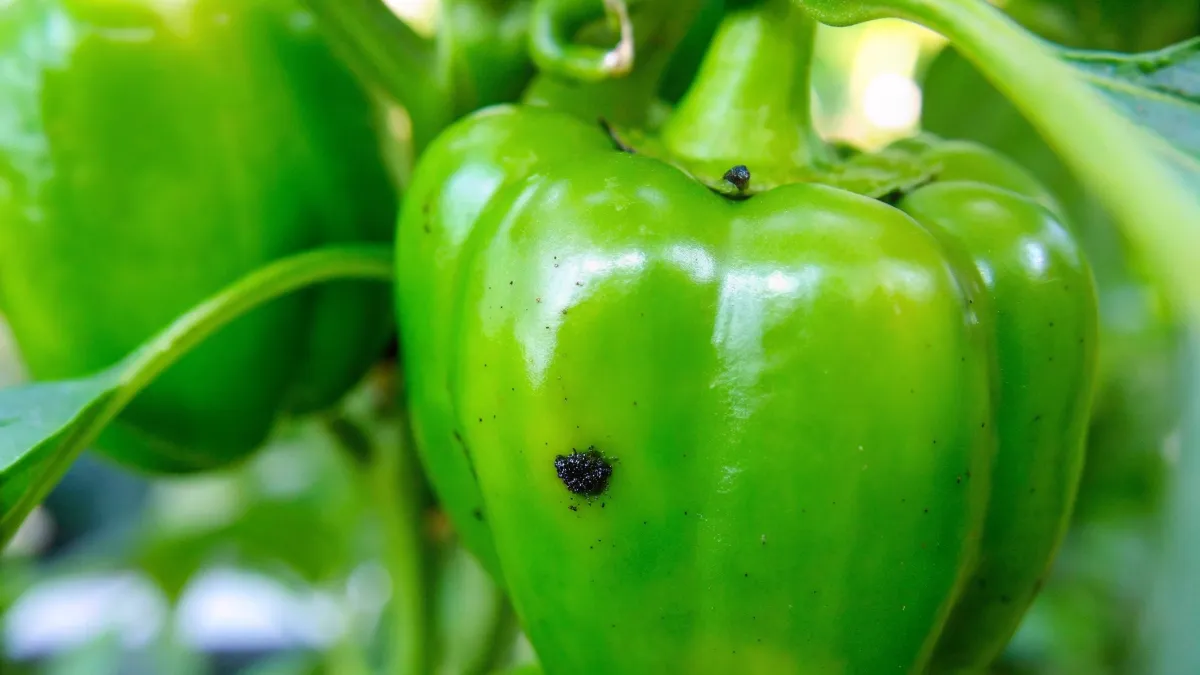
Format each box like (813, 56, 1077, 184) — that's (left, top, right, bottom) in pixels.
(300, 0, 453, 154)
(523, 0, 706, 128)
(368, 418, 431, 675)
(662, 0, 833, 184)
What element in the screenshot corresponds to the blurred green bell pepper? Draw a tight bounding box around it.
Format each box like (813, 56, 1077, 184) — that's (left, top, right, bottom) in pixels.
(0, 0, 397, 471)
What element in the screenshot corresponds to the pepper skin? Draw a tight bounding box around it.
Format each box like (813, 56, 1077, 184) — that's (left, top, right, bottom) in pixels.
(398, 109, 1097, 673)
(0, 0, 397, 471)
(396, 2, 1097, 671)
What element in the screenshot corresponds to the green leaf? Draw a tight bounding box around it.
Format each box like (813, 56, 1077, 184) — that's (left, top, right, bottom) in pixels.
(1063, 38, 1200, 175)
(797, 0, 1200, 330)
(0, 246, 394, 548)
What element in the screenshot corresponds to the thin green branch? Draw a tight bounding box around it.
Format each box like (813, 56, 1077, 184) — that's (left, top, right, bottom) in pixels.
(301, 0, 453, 153)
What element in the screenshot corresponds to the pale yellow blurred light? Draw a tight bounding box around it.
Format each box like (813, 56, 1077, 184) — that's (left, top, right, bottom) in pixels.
(862, 73, 922, 131)
(825, 19, 938, 147)
(383, 0, 439, 35)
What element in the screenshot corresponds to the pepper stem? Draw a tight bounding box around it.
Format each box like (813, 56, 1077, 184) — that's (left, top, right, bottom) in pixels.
(661, 0, 831, 185)
(523, 0, 706, 128)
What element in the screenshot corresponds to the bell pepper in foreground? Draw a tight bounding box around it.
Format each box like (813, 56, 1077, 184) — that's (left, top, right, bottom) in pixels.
(0, 0, 397, 471)
(396, 0, 1098, 672)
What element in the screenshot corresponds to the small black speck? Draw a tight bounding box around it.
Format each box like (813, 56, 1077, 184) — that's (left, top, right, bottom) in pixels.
(478, 417, 482, 423)
(1049, 322, 1055, 327)
(601, 502, 606, 508)
(473, 508, 484, 521)
(509, 280, 513, 285)
(684, 511, 688, 516)
(744, 573, 749, 578)
(1033, 415, 1042, 422)
(568, 505, 578, 511)
(956, 476, 962, 484)
(924, 508, 930, 514)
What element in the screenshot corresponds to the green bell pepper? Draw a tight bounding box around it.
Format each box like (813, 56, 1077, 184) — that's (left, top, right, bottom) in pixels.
(0, 0, 397, 472)
(397, 0, 1098, 672)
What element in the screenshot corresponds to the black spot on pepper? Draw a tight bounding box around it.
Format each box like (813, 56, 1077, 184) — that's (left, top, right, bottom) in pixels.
(554, 447, 613, 497)
(473, 508, 484, 521)
(569, 505, 578, 511)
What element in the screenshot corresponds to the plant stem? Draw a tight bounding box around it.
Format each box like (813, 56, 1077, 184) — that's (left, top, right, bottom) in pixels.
(522, 0, 706, 128)
(662, 0, 833, 180)
(367, 413, 430, 675)
(300, 0, 453, 154)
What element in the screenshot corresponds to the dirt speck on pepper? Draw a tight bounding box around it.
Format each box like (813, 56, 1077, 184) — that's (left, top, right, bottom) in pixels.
(554, 447, 613, 497)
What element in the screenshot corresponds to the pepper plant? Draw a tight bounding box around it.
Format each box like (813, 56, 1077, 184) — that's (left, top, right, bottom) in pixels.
(0, 0, 1196, 673)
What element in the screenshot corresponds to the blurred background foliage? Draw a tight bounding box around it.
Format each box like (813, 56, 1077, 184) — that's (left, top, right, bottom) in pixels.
(1, 0, 1195, 673)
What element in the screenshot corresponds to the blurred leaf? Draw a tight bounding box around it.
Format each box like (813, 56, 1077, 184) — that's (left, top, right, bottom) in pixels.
(489, 665, 542, 675)
(1063, 39, 1200, 173)
(433, 544, 506, 675)
(0, 247, 393, 549)
(1001, 0, 1200, 50)
(1145, 335, 1200, 674)
(238, 652, 321, 675)
(132, 420, 370, 600)
(42, 632, 124, 675)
